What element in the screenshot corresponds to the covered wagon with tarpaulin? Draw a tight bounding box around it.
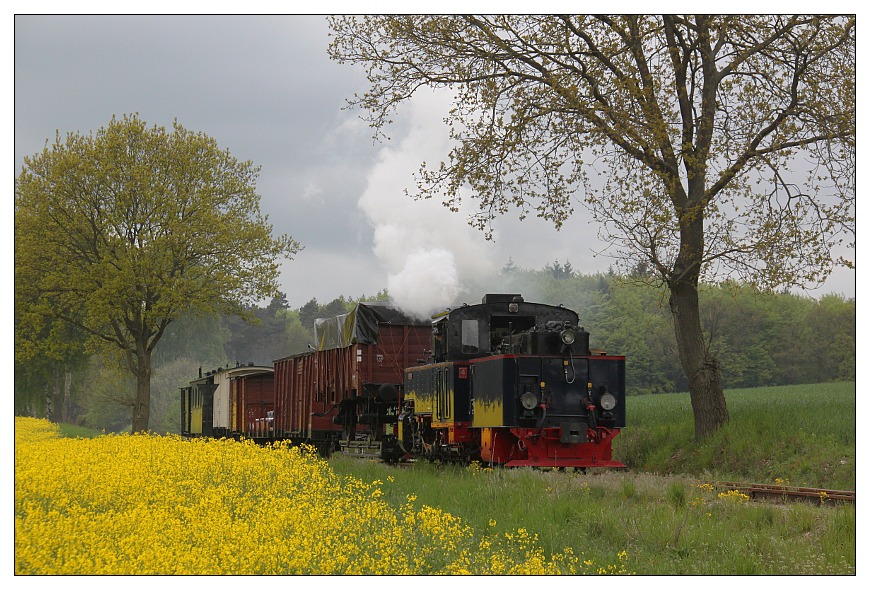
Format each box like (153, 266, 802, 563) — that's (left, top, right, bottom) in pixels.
(272, 301, 431, 459)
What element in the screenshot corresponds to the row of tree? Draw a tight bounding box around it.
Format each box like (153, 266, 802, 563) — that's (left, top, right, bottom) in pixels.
(15, 16, 854, 441)
(497, 265, 855, 395)
(15, 264, 854, 434)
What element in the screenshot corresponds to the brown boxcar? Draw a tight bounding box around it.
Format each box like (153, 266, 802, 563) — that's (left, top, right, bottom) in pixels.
(273, 301, 430, 458)
(229, 366, 275, 439)
(204, 364, 273, 439)
(181, 365, 274, 439)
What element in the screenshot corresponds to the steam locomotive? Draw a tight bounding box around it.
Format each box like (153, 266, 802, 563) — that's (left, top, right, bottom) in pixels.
(180, 294, 626, 469)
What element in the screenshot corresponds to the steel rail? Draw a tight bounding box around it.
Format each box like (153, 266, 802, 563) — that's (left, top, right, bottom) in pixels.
(712, 481, 855, 504)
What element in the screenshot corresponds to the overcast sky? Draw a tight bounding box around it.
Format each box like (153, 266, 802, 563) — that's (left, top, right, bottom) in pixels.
(13, 13, 856, 314)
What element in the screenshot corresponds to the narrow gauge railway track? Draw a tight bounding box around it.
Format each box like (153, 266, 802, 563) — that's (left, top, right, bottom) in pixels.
(357, 456, 855, 505)
(713, 481, 855, 505)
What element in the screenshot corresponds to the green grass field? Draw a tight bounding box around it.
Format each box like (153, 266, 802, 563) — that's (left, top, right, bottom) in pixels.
(614, 382, 856, 490)
(56, 423, 105, 439)
(329, 382, 856, 574)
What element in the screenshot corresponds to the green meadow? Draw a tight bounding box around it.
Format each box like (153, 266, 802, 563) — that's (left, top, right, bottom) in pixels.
(330, 383, 856, 575)
(615, 382, 855, 490)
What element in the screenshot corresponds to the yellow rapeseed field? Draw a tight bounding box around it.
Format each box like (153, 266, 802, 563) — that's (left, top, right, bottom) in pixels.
(15, 417, 629, 575)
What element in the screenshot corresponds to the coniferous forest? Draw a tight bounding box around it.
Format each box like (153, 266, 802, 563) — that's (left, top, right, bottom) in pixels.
(14, 261, 855, 435)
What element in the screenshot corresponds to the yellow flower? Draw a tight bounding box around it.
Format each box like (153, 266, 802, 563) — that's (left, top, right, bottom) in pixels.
(14, 417, 632, 575)
(717, 489, 751, 503)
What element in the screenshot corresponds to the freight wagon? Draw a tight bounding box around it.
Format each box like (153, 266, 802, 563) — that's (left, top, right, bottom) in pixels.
(180, 364, 273, 439)
(272, 301, 431, 459)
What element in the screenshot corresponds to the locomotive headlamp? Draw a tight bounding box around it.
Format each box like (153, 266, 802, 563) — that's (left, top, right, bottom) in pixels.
(599, 392, 617, 411)
(560, 328, 577, 346)
(520, 391, 539, 410)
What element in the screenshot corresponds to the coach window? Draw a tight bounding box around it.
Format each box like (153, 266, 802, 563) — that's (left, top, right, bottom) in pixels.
(461, 319, 479, 354)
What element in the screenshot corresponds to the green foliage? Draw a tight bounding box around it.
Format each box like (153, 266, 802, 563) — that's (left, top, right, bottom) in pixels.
(297, 298, 321, 334)
(620, 478, 637, 500)
(56, 423, 104, 438)
(15, 250, 854, 436)
(16, 114, 299, 340)
(14, 361, 51, 418)
(593, 277, 681, 394)
(15, 114, 300, 431)
(283, 311, 315, 357)
(330, 14, 855, 440)
(152, 314, 228, 369)
(223, 296, 293, 365)
(74, 359, 133, 433)
(14, 302, 89, 423)
(666, 481, 687, 508)
(543, 259, 575, 279)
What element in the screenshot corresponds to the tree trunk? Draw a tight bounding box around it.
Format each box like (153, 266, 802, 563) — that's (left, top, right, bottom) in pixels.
(62, 366, 72, 423)
(669, 278, 729, 440)
(49, 363, 71, 424)
(45, 379, 55, 423)
(131, 343, 152, 433)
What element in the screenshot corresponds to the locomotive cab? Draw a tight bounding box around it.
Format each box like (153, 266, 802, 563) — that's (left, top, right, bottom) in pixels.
(431, 294, 571, 362)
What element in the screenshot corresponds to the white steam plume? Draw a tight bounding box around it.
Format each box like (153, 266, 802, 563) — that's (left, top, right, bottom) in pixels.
(357, 89, 497, 319)
(386, 249, 459, 319)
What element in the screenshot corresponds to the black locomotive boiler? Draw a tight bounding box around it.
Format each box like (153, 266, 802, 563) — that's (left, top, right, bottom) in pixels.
(399, 294, 626, 468)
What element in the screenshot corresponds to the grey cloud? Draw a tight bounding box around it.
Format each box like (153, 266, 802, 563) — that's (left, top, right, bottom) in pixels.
(14, 14, 855, 309)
